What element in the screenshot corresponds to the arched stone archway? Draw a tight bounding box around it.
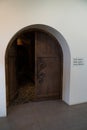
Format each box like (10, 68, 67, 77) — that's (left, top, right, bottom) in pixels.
(5, 24, 71, 109)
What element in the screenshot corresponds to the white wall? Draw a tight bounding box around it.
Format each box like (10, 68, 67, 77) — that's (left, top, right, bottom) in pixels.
(0, 0, 87, 116)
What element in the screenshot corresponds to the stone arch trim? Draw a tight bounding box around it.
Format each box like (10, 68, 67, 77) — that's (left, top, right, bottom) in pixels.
(5, 24, 71, 104)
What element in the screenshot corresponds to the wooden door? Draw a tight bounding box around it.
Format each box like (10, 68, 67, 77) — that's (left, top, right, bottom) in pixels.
(35, 31, 62, 100)
(6, 45, 17, 106)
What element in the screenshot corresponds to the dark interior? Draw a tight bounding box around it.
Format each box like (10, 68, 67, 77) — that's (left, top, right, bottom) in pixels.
(16, 32, 35, 87)
(10, 31, 35, 105)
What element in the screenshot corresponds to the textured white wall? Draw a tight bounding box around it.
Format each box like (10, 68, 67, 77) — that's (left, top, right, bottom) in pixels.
(0, 0, 87, 116)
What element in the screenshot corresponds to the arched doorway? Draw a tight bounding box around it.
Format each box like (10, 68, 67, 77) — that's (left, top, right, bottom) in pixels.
(5, 24, 70, 107)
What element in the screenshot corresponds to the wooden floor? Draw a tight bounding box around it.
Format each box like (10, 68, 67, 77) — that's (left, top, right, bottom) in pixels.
(0, 101, 87, 130)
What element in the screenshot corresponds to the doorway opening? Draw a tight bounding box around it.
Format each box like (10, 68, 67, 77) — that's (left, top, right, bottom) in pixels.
(5, 25, 64, 108)
(6, 31, 35, 106)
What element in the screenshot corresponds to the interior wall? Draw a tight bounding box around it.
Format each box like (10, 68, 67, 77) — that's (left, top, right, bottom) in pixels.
(0, 0, 87, 116)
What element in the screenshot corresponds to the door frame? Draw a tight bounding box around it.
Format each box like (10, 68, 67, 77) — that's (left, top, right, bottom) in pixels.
(5, 24, 71, 109)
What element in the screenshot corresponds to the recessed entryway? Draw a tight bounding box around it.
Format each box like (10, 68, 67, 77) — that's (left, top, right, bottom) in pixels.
(5, 24, 71, 112)
(5, 29, 63, 106)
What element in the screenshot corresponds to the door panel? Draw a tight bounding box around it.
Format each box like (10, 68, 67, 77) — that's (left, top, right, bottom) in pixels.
(8, 46, 17, 104)
(36, 57, 61, 98)
(36, 31, 61, 57)
(35, 31, 62, 100)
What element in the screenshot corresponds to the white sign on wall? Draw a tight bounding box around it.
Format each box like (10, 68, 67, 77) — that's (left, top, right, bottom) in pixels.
(73, 58, 84, 66)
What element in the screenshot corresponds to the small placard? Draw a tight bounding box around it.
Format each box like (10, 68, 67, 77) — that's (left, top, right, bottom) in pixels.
(73, 58, 84, 66)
